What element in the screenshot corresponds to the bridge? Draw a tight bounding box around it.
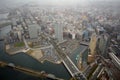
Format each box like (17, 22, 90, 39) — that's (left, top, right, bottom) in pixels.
(51, 38, 87, 80)
(62, 55, 79, 76)
(0, 61, 64, 80)
(41, 34, 87, 80)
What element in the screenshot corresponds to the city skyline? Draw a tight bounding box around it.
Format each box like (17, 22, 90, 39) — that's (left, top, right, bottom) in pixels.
(0, 0, 120, 80)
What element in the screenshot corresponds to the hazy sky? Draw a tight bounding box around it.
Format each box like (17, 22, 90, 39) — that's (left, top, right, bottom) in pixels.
(0, 0, 120, 8)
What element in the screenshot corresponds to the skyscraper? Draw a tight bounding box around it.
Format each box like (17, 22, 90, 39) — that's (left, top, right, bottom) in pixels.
(97, 34, 110, 57)
(89, 33, 98, 55)
(54, 22, 63, 42)
(28, 24, 40, 39)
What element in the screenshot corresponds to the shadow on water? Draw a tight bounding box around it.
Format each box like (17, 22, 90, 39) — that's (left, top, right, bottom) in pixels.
(0, 50, 71, 80)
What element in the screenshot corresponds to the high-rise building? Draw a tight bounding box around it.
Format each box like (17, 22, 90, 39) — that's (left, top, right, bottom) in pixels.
(89, 33, 98, 55)
(54, 22, 63, 42)
(77, 45, 88, 70)
(97, 34, 110, 57)
(28, 24, 41, 39)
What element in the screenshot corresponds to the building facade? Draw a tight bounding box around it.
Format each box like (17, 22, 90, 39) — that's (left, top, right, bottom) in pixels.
(54, 22, 63, 42)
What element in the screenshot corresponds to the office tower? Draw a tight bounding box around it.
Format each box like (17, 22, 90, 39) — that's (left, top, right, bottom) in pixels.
(54, 22, 63, 42)
(97, 34, 110, 57)
(89, 33, 98, 55)
(28, 24, 39, 39)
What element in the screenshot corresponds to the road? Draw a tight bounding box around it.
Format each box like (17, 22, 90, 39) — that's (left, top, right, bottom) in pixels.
(41, 33, 87, 80)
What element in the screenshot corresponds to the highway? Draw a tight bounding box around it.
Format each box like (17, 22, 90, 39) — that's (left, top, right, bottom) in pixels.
(108, 52, 120, 70)
(109, 46, 120, 70)
(41, 33, 87, 80)
(22, 33, 87, 79)
(89, 63, 103, 80)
